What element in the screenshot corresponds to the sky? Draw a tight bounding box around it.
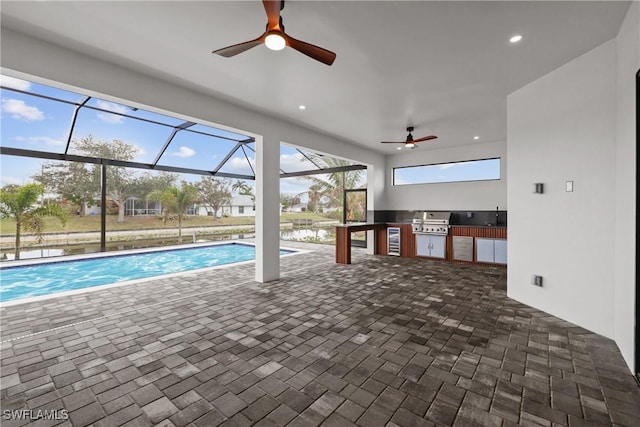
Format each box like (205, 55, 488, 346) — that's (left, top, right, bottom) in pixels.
(393, 158, 500, 185)
(0, 74, 362, 196)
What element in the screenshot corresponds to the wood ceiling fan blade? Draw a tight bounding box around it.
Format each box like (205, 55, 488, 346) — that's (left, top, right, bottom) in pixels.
(380, 141, 403, 144)
(263, 0, 282, 30)
(286, 35, 336, 66)
(212, 35, 265, 57)
(412, 135, 438, 143)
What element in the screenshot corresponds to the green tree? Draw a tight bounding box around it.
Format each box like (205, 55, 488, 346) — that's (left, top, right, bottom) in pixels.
(232, 179, 255, 200)
(300, 156, 364, 210)
(35, 136, 140, 222)
(148, 183, 197, 243)
(131, 172, 178, 199)
(0, 183, 68, 260)
(195, 177, 232, 220)
(296, 184, 323, 213)
(75, 136, 138, 223)
(279, 193, 294, 211)
(129, 172, 178, 215)
(33, 161, 99, 215)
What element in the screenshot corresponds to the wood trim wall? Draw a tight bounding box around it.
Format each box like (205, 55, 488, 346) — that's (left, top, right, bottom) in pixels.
(376, 228, 388, 255)
(450, 226, 507, 239)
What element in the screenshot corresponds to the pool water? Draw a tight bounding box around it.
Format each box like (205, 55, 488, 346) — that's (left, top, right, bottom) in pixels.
(0, 243, 292, 302)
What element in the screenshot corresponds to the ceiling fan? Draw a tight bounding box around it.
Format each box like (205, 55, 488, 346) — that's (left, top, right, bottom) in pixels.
(381, 127, 438, 149)
(212, 0, 336, 66)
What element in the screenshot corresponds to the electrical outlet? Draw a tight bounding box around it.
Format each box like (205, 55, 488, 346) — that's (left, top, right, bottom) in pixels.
(531, 275, 543, 287)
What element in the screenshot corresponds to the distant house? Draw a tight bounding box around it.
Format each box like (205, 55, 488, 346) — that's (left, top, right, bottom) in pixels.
(221, 195, 255, 217)
(289, 203, 307, 213)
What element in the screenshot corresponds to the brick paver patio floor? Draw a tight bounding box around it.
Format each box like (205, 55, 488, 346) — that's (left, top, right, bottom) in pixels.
(1, 241, 638, 426)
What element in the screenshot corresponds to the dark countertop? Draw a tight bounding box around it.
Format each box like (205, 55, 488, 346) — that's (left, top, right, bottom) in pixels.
(385, 222, 506, 229)
(335, 222, 387, 228)
(451, 224, 507, 229)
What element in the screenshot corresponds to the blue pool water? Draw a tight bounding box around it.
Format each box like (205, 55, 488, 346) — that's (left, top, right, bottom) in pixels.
(0, 243, 292, 302)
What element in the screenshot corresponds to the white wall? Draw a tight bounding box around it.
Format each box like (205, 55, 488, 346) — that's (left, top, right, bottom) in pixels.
(384, 140, 507, 211)
(507, 41, 617, 338)
(614, 2, 639, 371)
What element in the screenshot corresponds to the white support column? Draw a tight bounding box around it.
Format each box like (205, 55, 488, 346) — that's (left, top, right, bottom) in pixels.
(366, 163, 383, 254)
(255, 135, 280, 282)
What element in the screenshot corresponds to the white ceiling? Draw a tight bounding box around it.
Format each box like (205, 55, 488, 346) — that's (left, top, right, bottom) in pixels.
(0, 1, 630, 155)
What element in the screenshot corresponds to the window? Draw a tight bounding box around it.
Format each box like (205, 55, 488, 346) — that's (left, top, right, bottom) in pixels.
(393, 158, 501, 185)
(238, 206, 244, 214)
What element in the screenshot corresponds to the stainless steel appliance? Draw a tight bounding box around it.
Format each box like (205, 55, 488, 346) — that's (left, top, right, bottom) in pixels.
(413, 212, 451, 259)
(411, 211, 451, 235)
(387, 227, 401, 256)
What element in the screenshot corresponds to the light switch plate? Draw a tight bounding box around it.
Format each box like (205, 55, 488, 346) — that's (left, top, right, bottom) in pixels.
(566, 181, 573, 192)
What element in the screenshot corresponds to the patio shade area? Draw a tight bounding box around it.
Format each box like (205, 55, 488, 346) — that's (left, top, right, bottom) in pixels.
(1, 243, 638, 427)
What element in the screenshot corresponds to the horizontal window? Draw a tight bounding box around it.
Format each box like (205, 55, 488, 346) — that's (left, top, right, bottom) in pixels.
(393, 158, 501, 185)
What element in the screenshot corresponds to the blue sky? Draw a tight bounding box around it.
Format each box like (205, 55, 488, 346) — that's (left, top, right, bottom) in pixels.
(0, 75, 361, 196)
(394, 158, 500, 185)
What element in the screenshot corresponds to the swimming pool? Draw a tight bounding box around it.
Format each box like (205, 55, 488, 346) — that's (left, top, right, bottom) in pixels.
(0, 242, 293, 303)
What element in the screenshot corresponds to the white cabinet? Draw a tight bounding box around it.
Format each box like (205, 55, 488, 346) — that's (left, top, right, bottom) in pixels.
(416, 234, 446, 259)
(494, 239, 508, 264)
(475, 238, 507, 264)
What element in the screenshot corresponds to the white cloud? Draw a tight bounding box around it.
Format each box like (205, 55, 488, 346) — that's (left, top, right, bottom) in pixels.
(171, 146, 195, 158)
(1, 98, 44, 121)
(29, 136, 65, 146)
(224, 156, 254, 174)
(131, 144, 146, 156)
(96, 100, 128, 124)
(12, 135, 65, 147)
(438, 163, 458, 170)
(1, 176, 24, 187)
(280, 152, 309, 171)
(0, 76, 31, 91)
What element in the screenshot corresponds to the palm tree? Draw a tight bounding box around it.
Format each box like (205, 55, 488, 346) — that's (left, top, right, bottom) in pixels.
(0, 183, 68, 260)
(148, 183, 197, 243)
(300, 156, 365, 210)
(295, 183, 324, 212)
(232, 179, 254, 198)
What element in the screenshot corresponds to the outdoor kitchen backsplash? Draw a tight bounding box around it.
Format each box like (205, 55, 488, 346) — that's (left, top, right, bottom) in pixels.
(373, 210, 507, 227)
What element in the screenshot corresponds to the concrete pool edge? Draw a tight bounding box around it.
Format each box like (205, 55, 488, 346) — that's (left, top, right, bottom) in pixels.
(0, 240, 310, 307)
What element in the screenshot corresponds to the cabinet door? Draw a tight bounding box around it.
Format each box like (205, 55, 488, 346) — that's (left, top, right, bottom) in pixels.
(430, 235, 446, 259)
(476, 238, 495, 263)
(494, 239, 507, 264)
(415, 234, 431, 257)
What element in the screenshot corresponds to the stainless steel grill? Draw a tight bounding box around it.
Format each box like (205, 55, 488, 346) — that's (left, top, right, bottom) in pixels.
(412, 211, 451, 235)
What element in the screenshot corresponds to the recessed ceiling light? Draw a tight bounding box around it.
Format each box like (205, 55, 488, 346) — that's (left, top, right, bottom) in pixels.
(397, 146, 402, 150)
(298, 105, 306, 110)
(510, 34, 522, 43)
(473, 136, 480, 140)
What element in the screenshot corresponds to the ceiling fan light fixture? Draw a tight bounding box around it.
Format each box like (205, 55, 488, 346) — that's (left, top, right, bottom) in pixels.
(265, 32, 286, 50)
(405, 142, 415, 149)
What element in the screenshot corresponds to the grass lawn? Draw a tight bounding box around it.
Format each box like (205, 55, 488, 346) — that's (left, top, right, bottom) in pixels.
(0, 212, 339, 234)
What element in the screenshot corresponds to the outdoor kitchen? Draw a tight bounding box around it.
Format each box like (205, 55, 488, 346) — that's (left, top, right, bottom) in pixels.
(335, 210, 507, 266)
